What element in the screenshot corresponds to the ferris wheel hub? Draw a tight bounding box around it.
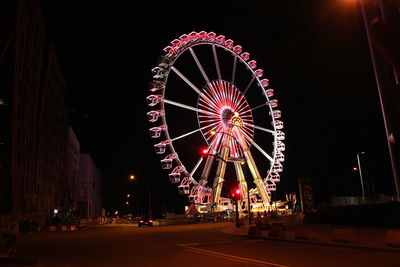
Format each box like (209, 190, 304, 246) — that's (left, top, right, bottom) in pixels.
(221, 107, 235, 125)
(197, 80, 254, 146)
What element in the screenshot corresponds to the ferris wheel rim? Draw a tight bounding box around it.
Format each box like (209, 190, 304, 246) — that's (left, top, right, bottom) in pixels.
(148, 31, 285, 201)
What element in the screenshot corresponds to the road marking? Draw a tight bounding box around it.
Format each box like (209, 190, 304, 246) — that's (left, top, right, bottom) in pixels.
(177, 243, 288, 267)
(242, 239, 264, 243)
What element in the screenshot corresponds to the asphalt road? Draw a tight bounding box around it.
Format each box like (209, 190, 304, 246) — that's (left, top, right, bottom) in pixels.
(8, 222, 400, 266)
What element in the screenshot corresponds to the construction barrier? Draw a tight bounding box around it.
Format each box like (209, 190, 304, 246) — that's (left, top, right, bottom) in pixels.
(39, 225, 77, 232)
(248, 226, 262, 236)
(295, 227, 315, 240)
(385, 230, 400, 247)
(269, 223, 285, 238)
(332, 228, 357, 243)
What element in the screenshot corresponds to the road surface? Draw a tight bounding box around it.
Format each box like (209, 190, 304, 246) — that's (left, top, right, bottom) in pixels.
(8, 222, 400, 266)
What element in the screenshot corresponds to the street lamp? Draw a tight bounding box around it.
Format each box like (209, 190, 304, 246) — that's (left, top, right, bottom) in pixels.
(129, 175, 152, 219)
(357, 0, 400, 201)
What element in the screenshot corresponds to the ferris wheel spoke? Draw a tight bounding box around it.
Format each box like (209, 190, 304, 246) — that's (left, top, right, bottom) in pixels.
(170, 125, 210, 142)
(164, 99, 200, 112)
(250, 102, 268, 112)
(244, 122, 275, 134)
(189, 156, 204, 178)
(170, 66, 202, 95)
(198, 102, 220, 114)
(245, 136, 274, 163)
(243, 76, 255, 95)
(212, 45, 222, 81)
(164, 99, 216, 116)
(189, 47, 210, 85)
(231, 55, 237, 85)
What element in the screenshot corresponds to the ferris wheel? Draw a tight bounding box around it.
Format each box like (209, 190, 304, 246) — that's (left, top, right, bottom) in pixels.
(147, 31, 285, 212)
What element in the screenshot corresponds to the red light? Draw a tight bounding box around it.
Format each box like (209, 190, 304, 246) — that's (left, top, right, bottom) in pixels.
(149, 220, 153, 223)
(232, 188, 241, 201)
(140, 220, 143, 223)
(202, 148, 209, 155)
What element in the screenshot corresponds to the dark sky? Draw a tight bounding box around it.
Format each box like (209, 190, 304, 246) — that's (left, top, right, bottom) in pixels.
(39, 0, 395, 216)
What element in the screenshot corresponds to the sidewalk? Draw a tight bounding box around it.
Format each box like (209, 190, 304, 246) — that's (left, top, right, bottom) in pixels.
(223, 221, 400, 253)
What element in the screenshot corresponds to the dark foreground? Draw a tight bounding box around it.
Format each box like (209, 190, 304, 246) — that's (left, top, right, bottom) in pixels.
(6, 222, 400, 266)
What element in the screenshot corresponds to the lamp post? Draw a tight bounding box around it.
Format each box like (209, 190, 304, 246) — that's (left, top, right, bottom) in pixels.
(240, 161, 252, 225)
(356, 152, 366, 198)
(129, 174, 152, 219)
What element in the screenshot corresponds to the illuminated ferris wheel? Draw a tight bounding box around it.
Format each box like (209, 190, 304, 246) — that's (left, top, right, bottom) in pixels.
(147, 31, 285, 212)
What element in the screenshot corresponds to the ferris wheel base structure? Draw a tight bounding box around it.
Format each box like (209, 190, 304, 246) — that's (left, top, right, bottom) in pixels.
(147, 31, 285, 214)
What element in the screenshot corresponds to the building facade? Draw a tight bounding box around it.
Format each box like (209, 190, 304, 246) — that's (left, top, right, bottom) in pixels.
(0, 0, 45, 223)
(78, 154, 102, 219)
(0, 0, 85, 225)
(66, 127, 80, 216)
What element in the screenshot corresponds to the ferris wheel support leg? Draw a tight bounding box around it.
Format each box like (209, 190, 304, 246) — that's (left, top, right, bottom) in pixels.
(243, 150, 271, 204)
(233, 127, 271, 204)
(199, 153, 215, 187)
(212, 128, 234, 209)
(200, 134, 221, 188)
(233, 162, 249, 210)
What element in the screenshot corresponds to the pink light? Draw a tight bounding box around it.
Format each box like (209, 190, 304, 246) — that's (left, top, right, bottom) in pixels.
(233, 45, 242, 54)
(198, 31, 207, 40)
(207, 32, 216, 42)
(216, 35, 225, 44)
(225, 39, 234, 49)
(248, 60, 257, 69)
(255, 69, 263, 78)
(241, 52, 250, 61)
(261, 78, 269, 87)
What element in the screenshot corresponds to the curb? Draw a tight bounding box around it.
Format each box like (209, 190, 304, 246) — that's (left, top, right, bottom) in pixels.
(39, 225, 77, 232)
(224, 227, 400, 254)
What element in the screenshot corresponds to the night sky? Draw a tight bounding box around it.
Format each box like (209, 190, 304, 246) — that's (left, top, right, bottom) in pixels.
(39, 0, 395, 216)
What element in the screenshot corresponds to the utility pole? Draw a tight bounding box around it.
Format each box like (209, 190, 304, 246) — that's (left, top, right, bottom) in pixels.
(235, 199, 240, 228)
(247, 185, 252, 225)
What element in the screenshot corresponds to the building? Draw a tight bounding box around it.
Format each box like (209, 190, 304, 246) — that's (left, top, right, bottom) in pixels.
(0, 0, 82, 225)
(0, 0, 45, 223)
(36, 45, 79, 224)
(66, 127, 80, 216)
(78, 154, 102, 219)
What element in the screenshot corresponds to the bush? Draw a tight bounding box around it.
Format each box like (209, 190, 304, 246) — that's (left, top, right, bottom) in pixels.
(304, 202, 400, 228)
